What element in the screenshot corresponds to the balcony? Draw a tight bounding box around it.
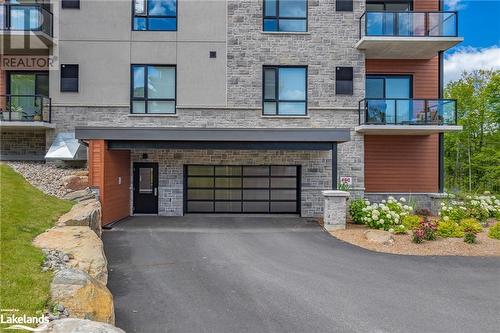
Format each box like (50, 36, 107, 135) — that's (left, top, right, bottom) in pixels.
(0, 3, 54, 52)
(356, 11, 463, 59)
(0, 94, 54, 128)
(355, 98, 462, 134)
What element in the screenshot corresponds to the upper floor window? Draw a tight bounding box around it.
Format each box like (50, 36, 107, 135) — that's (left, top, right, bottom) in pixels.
(366, 1, 412, 11)
(62, 0, 80, 9)
(263, 66, 307, 116)
(131, 65, 176, 114)
(133, 0, 177, 31)
(263, 0, 307, 32)
(60, 64, 79, 92)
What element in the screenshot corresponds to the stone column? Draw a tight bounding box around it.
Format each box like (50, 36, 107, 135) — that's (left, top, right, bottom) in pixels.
(322, 190, 350, 230)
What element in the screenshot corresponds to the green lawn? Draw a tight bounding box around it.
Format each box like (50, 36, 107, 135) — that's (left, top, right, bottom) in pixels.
(0, 163, 73, 323)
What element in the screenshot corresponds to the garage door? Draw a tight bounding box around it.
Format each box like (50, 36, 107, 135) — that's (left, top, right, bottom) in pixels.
(185, 165, 300, 213)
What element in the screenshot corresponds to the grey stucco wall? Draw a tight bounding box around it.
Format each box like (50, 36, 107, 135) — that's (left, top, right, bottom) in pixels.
(130, 148, 332, 217)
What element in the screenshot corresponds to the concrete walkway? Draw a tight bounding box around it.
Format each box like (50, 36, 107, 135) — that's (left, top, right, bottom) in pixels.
(103, 216, 500, 333)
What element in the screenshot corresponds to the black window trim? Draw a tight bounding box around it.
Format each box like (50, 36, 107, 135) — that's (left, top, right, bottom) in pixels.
(366, 74, 413, 99)
(263, 0, 308, 32)
(262, 65, 308, 116)
(130, 64, 177, 115)
(365, 0, 414, 11)
(60, 64, 79, 93)
(131, 0, 178, 31)
(61, 0, 80, 9)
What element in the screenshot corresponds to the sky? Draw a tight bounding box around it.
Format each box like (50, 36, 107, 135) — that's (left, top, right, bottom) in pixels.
(443, 0, 500, 84)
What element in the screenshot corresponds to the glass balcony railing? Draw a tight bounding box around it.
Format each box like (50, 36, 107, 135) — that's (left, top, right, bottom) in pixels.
(0, 3, 53, 36)
(0, 95, 52, 122)
(359, 11, 458, 38)
(358, 99, 457, 126)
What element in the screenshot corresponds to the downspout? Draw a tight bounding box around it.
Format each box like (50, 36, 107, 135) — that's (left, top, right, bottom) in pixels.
(437, 0, 445, 193)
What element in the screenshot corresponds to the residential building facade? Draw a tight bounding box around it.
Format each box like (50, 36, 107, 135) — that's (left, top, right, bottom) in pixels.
(0, 0, 462, 224)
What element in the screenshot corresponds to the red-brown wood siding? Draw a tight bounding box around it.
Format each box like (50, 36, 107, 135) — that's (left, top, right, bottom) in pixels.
(365, 135, 439, 193)
(88, 140, 131, 225)
(414, 0, 440, 11)
(0, 70, 5, 109)
(366, 57, 439, 99)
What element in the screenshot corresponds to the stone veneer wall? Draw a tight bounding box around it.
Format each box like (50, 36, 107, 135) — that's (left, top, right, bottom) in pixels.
(51, 106, 365, 193)
(0, 128, 47, 160)
(130, 149, 333, 217)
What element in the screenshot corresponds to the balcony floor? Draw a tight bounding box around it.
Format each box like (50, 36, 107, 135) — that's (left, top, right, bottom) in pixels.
(356, 36, 463, 59)
(355, 124, 463, 135)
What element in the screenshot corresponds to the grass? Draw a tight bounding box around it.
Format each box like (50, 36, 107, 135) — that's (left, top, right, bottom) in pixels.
(0, 163, 73, 326)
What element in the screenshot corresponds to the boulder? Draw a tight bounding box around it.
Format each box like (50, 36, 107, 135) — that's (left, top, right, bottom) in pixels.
(49, 269, 115, 325)
(62, 175, 89, 191)
(364, 230, 395, 245)
(63, 188, 95, 202)
(33, 226, 108, 284)
(38, 318, 124, 332)
(57, 200, 102, 237)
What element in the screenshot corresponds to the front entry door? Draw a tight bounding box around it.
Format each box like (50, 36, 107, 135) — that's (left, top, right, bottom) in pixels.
(133, 163, 158, 214)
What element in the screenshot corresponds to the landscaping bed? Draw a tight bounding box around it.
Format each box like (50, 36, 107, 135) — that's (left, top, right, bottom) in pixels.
(328, 194, 500, 256)
(330, 223, 500, 256)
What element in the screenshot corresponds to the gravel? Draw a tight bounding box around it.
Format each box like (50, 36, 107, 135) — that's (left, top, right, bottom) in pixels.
(41, 249, 71, 272)
(4, 161, 85, 198)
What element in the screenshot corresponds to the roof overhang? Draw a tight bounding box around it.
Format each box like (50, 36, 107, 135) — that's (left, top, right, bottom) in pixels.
(75, 127, 351, 151)
(355, 36, 463, 59)
(355, 124, 463, 135)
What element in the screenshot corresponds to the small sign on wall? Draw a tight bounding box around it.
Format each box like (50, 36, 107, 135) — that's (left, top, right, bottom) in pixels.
(340, 176, 352, 187)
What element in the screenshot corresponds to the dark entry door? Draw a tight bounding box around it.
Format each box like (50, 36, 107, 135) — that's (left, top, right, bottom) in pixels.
(133, 163, 158, 214)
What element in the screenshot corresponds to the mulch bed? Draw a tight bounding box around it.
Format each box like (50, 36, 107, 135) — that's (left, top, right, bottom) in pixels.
(328, 223, 500, 256)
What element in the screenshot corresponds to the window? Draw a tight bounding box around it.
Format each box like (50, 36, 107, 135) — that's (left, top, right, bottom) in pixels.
(336, 0, 353, 12)
(263, 66, 307, 116)
(62, 0, 80, 9)
(365, 75, 412, 124)
(131, 65, 176, 114)
(365, 75, 412, 99)
(335, 67, 353, 95)
(133, 0, 177, 31)
(60, 64, 79, 92)
(263, 0, 307, 32)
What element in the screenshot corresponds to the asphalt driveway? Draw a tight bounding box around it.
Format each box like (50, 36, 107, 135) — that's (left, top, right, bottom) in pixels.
(103, 216, 500, 333)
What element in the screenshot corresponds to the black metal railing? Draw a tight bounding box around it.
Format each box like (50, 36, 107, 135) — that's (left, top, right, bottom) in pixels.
(0, 95, 52, 122)
(0, 3, 53, 36)
(358, 98, 457, 126)
(359, 11, 458, 39)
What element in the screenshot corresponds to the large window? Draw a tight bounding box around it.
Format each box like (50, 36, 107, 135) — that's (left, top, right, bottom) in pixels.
(131, 65, 176, 114)
(133, 0, 177, 31)
(263, 0, 307, 32)
(365, 75, 412, 124)
(263, 66, 307, 116)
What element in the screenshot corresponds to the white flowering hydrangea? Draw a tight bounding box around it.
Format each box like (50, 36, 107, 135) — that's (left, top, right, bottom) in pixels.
(438, 192, 500, 223)
(362, 197, 413, 231)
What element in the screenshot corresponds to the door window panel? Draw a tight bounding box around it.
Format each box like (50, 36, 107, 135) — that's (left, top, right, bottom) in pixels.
(139, 168, 153, 193)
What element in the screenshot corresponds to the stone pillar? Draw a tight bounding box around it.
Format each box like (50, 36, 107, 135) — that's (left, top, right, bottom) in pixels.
(322, 190, 350, 230)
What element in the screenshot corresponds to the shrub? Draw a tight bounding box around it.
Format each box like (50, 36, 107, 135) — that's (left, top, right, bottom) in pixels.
(464, 232, 477, 244)
(439, 193, 500, 223)
(460, 218, 483, 234)
(349, 199, 367, 224)
(420, 218, 437, 241)
(415, 207, 432, 217)
(389, 224, 407, 234)
(362, 197, 413, 231)
(412, 229, 425, 244)
(402, 215, 421, 231)
(437, 220, 464, 238)
(488, 222, 500, 240)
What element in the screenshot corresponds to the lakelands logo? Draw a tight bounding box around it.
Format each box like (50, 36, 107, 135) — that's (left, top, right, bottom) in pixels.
(1, 310, 49, 332)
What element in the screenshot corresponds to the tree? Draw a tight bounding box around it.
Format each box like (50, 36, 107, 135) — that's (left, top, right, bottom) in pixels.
(444, 70, 500, 193)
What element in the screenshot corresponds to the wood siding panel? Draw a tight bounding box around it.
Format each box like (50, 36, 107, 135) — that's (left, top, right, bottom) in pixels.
(0, 70, 5, 109)
(88, 140, 130, 225)
(366, 57, 439, 99)
(414, 0, 439, 11)
(365, 135, 439, 193)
